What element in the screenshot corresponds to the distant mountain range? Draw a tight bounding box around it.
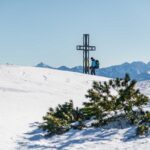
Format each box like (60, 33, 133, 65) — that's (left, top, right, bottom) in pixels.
(36, 61, 150, 81)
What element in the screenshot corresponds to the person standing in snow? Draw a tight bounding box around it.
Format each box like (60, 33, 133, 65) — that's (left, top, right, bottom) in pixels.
(90, 57, 96, 75)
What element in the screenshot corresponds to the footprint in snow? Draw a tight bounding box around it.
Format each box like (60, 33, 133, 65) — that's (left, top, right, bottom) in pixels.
(43, 75, 47, 81)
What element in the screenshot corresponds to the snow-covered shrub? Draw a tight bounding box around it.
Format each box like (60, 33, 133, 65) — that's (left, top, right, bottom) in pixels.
(136, 124, 149, 136)
(82, 74, 149, 126)
(40, 100, 84, 135)
(136, 111, 150, 136)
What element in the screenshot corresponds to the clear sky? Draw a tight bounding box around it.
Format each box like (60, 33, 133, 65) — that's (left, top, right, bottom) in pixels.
(0, 0, 150, 67)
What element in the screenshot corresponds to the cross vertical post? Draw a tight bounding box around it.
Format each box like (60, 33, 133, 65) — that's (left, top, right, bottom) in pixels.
(76, 34, 96, 74)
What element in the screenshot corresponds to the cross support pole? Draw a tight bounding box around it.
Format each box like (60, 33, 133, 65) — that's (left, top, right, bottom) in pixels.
(76, 34, 96, 74)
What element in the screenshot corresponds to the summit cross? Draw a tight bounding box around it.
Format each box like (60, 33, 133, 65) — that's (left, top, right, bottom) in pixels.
(76, 34, 96, 74)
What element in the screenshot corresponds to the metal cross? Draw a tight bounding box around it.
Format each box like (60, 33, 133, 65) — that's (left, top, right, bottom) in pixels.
(76, 34, 96, 74)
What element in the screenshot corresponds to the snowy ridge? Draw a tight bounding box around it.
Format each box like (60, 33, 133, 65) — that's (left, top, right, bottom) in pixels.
(0, 64, 149, 150)
(36, 61, 150, 81)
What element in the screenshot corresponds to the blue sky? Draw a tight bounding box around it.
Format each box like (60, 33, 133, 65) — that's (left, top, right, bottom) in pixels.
(0, 0, 150, 67)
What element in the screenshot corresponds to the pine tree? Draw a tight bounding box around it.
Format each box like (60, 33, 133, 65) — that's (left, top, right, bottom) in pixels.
(40, 100, 84, 135)
(82, 74, 149, 126)
(136, 111, 150, 136)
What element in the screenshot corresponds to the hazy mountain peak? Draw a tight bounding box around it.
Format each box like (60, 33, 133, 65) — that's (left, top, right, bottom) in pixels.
(36, 62, 53, 69)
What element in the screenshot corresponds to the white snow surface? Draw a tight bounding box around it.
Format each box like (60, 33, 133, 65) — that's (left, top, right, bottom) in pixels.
(0, 64, 149, 150)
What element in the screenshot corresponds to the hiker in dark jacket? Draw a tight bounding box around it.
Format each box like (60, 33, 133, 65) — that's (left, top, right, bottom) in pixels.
(90, 57, 96, 75)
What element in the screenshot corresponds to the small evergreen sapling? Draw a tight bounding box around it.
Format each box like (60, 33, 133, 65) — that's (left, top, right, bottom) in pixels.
(40, 100, 84, 135)
(136, 111, 150, 136)
(82, 74, 149, 126)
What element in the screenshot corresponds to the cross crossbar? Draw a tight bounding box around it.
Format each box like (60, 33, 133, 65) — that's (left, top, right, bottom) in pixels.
(76, 45, 96, 51)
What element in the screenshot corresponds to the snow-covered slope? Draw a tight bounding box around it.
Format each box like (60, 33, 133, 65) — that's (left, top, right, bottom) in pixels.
(0, 64, 108, 150)
(0, 64, 150, 150)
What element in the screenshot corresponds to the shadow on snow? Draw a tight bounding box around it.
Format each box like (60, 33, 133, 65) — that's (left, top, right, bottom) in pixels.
(17, 122, 147, 150)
